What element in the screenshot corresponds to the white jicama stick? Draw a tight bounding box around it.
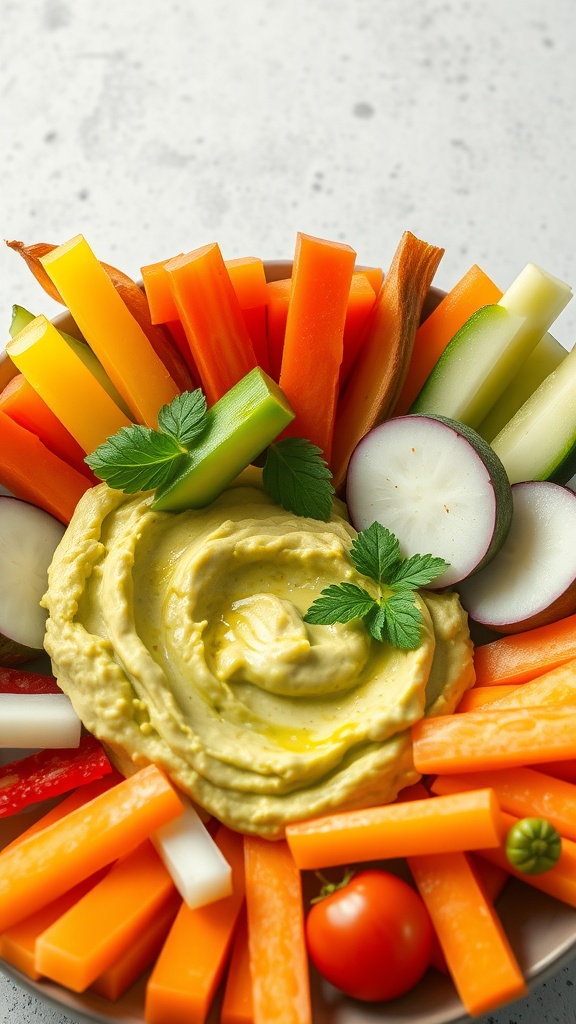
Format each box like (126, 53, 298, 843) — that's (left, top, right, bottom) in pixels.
(0, 693, 82, 748)
(152, 795, 232, 908)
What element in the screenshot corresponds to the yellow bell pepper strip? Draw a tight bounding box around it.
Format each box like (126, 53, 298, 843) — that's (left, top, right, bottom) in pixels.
(165, 243, 258, 407)
(39, 235, 180, 426)
(7, 315, 131, 453)
(408, 851, 527, 1016)
(35, 840, 178, 992)
(145, 825, 245, 1024)
(0, 735, 112, 819)
(0, 763, 183, 932)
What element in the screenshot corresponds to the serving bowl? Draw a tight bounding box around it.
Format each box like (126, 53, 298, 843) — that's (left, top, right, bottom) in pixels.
(1, 261, 575, 1024)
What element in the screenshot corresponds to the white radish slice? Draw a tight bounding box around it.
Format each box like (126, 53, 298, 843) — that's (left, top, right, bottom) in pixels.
(346, 415, 513, 588)
(457, 480, 576, 633)
(0, 693, 81, 748)
(0, 496, 65, 662)
(152, 795, 232, 908)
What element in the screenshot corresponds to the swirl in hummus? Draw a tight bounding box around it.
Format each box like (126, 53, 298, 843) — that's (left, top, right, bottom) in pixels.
(42, 467, 474, 838)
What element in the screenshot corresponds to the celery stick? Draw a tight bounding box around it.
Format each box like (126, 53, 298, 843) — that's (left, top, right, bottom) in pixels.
(153, 368, 294, 512)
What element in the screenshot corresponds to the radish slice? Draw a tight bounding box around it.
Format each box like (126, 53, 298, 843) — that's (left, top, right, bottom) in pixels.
(346, 414, 513, 588)
(457, 481, 576, 633)
(0, 496, 65, 662)
(0, 693, 81, 748)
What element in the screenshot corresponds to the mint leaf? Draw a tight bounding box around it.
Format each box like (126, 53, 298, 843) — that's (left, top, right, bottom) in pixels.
(262, 438, 334, 521)
(388, 552, 451, 591)
(157, 389, 207, 446)
(303, 583, 377, 625)
(86, 424, 184, 493)
(350, 522, 402, 584)
(383, 592, 423, 649)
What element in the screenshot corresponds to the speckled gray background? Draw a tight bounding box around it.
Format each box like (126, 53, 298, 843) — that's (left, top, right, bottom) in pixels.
(1, 1, 576, 1022)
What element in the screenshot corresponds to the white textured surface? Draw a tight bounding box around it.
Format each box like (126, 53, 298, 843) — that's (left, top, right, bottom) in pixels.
(1, 0, 575, 1022)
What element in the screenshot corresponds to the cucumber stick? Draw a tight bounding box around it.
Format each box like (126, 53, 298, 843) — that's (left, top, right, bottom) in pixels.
(153, 367, 294, 512)
(410, 264, 572, 429)
(491, 341, 576, 484)
(10, 305, 131, 418)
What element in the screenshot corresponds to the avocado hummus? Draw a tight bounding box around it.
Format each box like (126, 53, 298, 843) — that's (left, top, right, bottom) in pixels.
(42, 468, 474, 838)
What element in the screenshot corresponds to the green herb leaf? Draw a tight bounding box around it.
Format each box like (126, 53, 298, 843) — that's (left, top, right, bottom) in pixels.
(388, 552, 451, 591)
(382, 592, 423, 650)
(350, 522, 402, 584)
(85, 424, 185, 493)
(304, 583, 377, 625)
(262, 438, 334, 521)
(157, 389, 207, 446)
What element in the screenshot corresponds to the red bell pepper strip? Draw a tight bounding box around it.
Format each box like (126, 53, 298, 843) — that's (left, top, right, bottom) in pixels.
(0, 667, 62, 695)
(0, 735, 112, 818)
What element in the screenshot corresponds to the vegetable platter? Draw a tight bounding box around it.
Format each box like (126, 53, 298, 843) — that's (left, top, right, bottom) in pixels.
(1, 233, 576, 1024)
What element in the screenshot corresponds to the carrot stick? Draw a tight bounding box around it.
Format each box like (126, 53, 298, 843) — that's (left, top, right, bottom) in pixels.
(473, 616, 576, 686)
(285, 789, 503, 870)
(265, 278, 290, 382)
(278, 233, 356, 465)
(477, 810, 576, 909)
(145, 825, 245, 1024)
(472, 658, 576, 710)
(332, 231, 444, 490)
(408, 851, 527, 1015)
(244, 836, 311, 1024)
(141, 257, 182, 324)
(221, 907, 253, 1024)
(35, 839, 177, 991)
(0, 764, 183, 932)
(225, 258, 269, 374)
(0, 869, 109, 980)
(470, 853, 510, 904)
(0, 374, 95, 480)
(393, 265, 502, 416)
(165, 244, 258, 406)
(339, 273, 379, 389)
(91, 890, 181, 1001)
(357, 265, 383, 293)
(412, 706, 576, 774)
(0, 409, 91, 524)
(457, 684, 519, 712)
(538, 760, 576, 784)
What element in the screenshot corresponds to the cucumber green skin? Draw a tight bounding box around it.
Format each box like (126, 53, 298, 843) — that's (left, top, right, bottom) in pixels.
(408, 413, 514, 578)
(0, 632, 43, 667)
(153, 368, 294, 512)
(547, 439, 576, 486)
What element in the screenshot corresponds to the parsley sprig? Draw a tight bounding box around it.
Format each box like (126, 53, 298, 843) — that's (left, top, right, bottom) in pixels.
(85, 390, 334, 520)
(304, 522, 449, 650)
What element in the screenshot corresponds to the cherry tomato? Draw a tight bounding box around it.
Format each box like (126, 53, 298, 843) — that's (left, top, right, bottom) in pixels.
(306, 868, 434, 1002)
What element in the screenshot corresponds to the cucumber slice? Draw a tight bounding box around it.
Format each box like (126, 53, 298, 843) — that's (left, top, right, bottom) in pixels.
(491, 340, 576, 485)
(457, 481, 576, 633)
(477, 331, 567, 442)
(0, 496, 65, 664)
(410, 264, 572, 429)
(346, 414, 513, 588)
(153, 367, 294, 512)
(10, 305, 132, 418)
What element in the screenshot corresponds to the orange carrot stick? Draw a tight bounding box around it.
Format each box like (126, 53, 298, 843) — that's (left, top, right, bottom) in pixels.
(0, 374, 95, 480)
(278, 233, 356, 465)
(0, 764, 183, 932)
(91, 890, 181, 1002)
(0, 409, 91, 524)
(141, 256, 182, 324)
(538, 760, 576, 784)
(393, 264, 502, 416)
(332, 231, 444, 490)
(472, 658, 576, 710)
(225, 257, 269, 374)
(357, 265, 383, 293)
(412, 706, 576, 775)
(457, 684, 519, 712)
(339, 273, 379, 389)
(431, 766, 576, 842)
(265, 278, 290, 382)
(35, 840, 177, 992)
(165, 244, 258, 407)
(221, 906, 253, 1024)
(145, 825, 245, 1024)
(408, 851, 527, 1015)
(0, 869, 109, 980)
(477, 810, 576, 909)
(285, 789, 503, 870)
(244, 836, 311, 1024)
(473, 617, 576, 686)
